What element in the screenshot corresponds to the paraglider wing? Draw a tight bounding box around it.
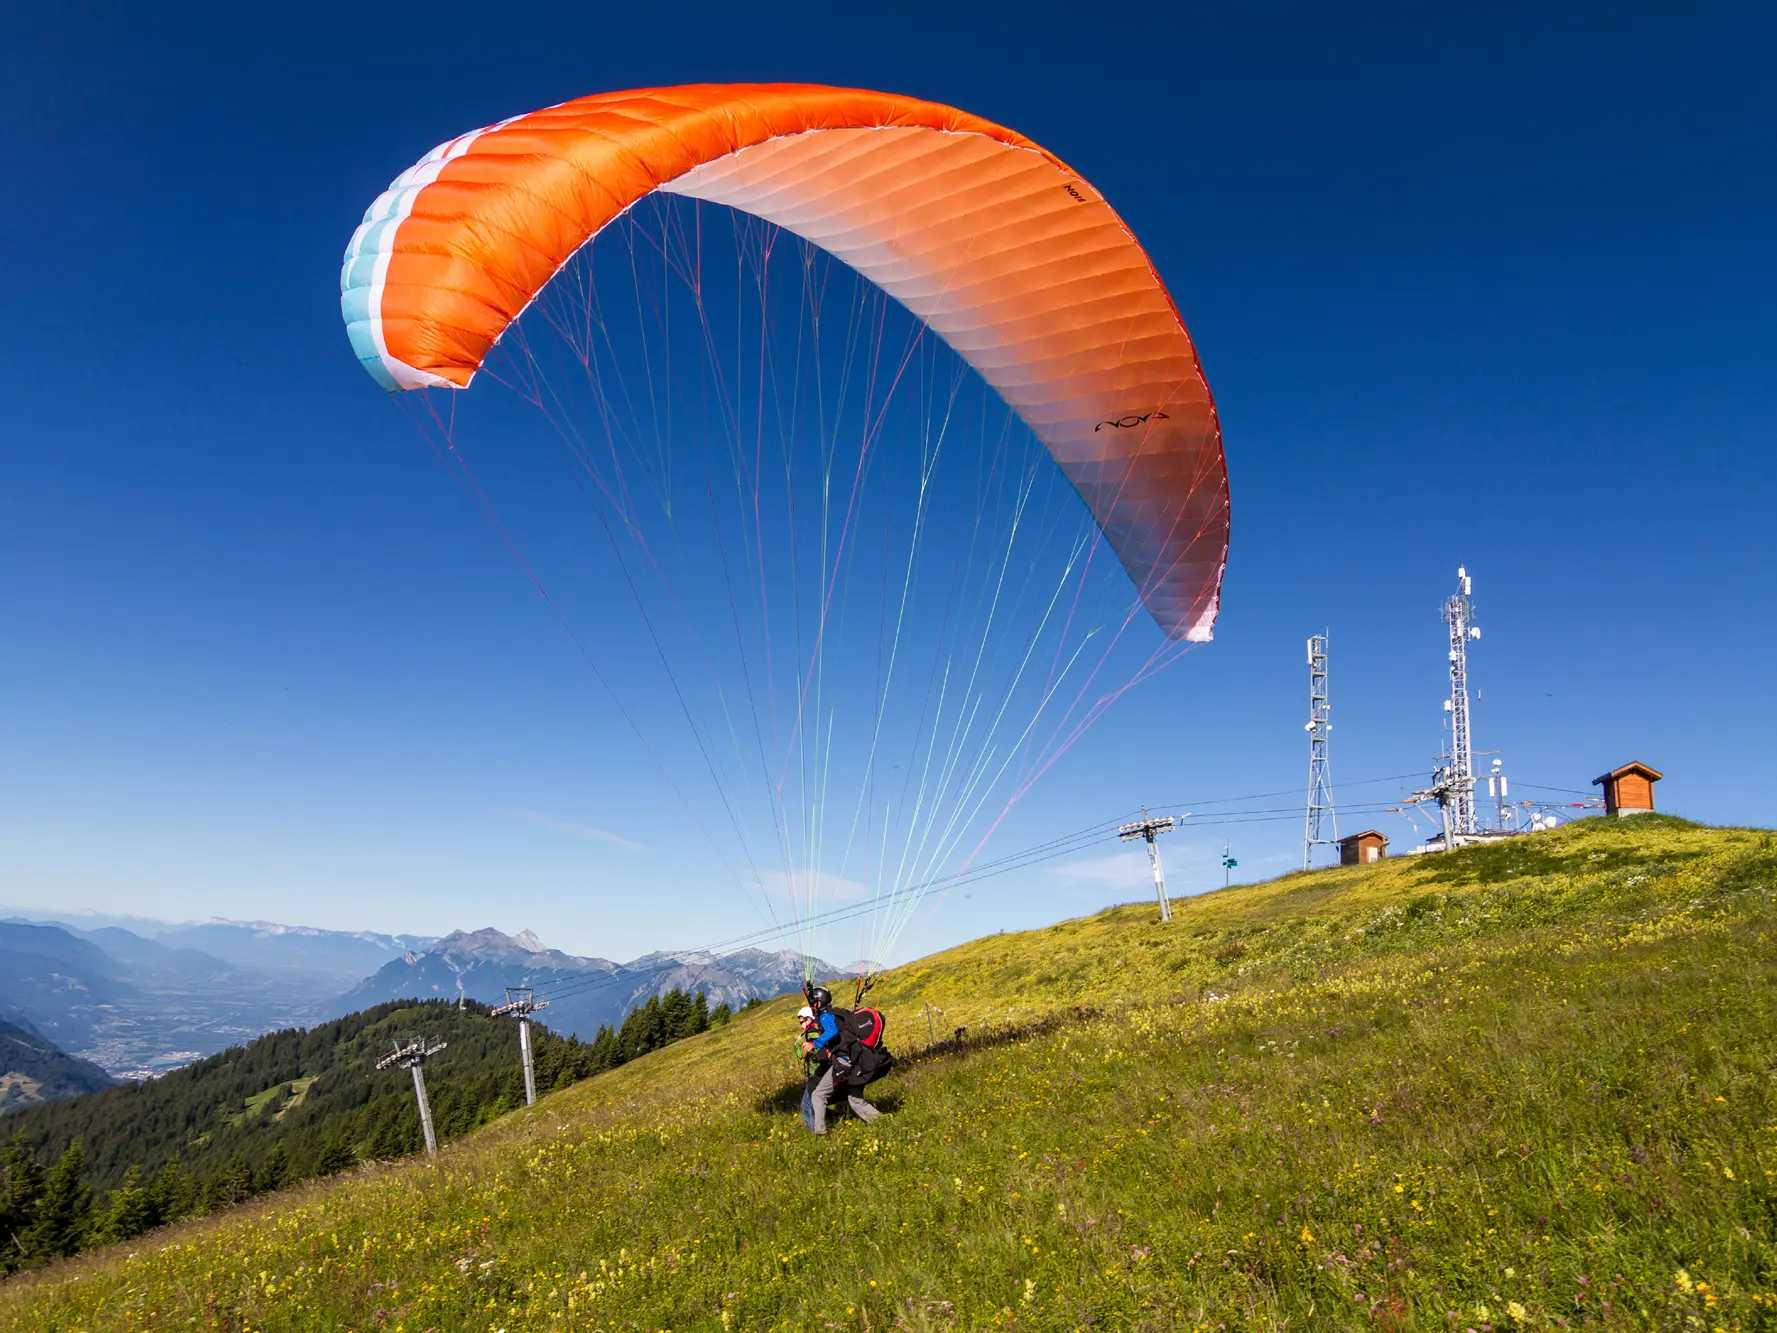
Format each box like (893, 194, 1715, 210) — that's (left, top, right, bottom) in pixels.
(340, 83, 1228, 641)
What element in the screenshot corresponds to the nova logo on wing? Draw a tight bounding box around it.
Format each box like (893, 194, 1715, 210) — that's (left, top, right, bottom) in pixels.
(1094, 410, 1170, 432)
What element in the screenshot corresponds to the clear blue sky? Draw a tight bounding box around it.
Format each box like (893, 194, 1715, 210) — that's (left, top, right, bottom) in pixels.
(2, 2, 1771, 963)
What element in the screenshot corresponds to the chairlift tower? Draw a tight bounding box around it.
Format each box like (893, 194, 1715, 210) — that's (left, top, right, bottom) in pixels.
(490, 987, 550, 1107)
(1303, 632, 1337, 868)
(1438, 567, 1482, 838)
(1119, 808, 1177, 922)
(375, 1036, 448, 1157)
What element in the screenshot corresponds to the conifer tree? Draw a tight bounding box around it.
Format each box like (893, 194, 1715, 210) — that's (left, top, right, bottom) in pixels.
(588, 1025, 616, 1072)
(639, 994, 666, 1052)
(145, 1160, 193, 1229)
(314, 1133, 357, 1177)
(661, 988, 694, 1040)
(253, 1142, 290, 1194)
(614, 1007, 642, 1063)
(96, 1166, 152, 1244)
(27, 1139, 89, 1258)
(1, 1133, 46, 1273)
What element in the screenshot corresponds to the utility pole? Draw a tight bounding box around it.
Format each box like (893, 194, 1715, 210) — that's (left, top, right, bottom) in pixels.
(376, 1037, 448, 1158)
(1438, 567, 1482, 838)
(490, 987, 550, 1107)
(1119, 808, 1177, 922)
(1222, 842, 1237, 889)
(1303, 631, 1338, 868)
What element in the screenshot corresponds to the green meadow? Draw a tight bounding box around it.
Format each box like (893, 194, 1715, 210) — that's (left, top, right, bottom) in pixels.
(4, 814, 1772, 1331)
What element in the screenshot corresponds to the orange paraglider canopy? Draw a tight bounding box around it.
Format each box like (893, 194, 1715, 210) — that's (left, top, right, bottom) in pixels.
(341, 83, 1228, 641)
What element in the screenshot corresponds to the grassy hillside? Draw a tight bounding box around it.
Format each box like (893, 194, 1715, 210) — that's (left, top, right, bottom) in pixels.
(0, 988, 732, 1274)
(3, 815, 1772, 1331)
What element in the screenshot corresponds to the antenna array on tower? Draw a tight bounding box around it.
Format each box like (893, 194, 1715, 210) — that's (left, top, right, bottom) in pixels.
(1401, 567, 1492, 851)
(1438, 568, 1481, 838)
(1303, 632, 1337, 868)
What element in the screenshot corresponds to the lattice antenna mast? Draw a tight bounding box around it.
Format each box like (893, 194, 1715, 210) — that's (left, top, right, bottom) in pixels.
(1303, 632, 1338, 868)
(375, 1036, 449, 1157)
(490, 987, 550, 1108)
(1119, 807, 1177, 923)
(1440, 567, 1481, 837)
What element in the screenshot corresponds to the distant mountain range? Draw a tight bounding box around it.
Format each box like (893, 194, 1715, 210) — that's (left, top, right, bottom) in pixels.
(0, 913, 434, 1080)
(0, 909, 831, 1084)
(1, 909, 434, 990)
(333, 928, 834, 1040)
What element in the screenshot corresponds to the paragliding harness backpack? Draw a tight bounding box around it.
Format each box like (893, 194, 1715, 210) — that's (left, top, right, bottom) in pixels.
(827, 1006, 894, 1087)
(832, 1006, 885, 1050)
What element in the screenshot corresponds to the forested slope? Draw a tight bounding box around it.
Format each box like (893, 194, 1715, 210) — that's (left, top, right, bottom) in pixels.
(3, 816, 1773, 1332)
(0, 1021, 113, 1114)
(0, 987, 726, 1271)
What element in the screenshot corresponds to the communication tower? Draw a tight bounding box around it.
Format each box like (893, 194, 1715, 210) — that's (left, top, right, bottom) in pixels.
(1438, 567, 1481, 838)
(376, 1037, 448, 1157)
(1303, 632, 1337, 868)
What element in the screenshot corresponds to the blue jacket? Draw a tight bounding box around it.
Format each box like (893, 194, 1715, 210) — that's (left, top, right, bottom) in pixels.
(809, 1011, 840, 1056)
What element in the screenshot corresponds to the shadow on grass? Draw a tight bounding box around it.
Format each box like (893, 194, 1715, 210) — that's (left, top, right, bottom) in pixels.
(752, 1007, 1097, 1115)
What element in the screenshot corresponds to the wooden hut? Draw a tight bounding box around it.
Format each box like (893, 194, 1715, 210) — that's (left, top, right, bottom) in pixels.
(1592, 762, 1662, 816)
(1338, 829, 1389, 865)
